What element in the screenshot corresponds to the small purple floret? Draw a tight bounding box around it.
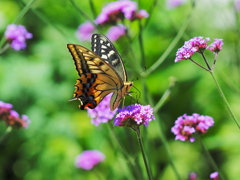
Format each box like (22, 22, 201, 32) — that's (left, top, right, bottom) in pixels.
(4, 24, 32, 50)
(75, 150, 105, 170)
(171, 113, 214, 142)
(114, 104, 155, 127)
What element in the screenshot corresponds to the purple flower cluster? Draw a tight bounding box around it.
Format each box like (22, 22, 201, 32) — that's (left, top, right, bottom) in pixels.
(166, 0, 186, 9)
(76, 0, 148, 42)
(0, 101, 30, 128)
(235, 0, 240, 11)
(106, 25, 126, 41)
(171, 113, 214, 142)
(114, 104, 155, 127)
(4, 24, 33, 51)
(210, 172, 219, 180)
(175, 37, 224, 62)
(207, 38, 224, 53)
(188, 172, 198, 180)
(76, 21, 95, 42)
(87, 93, 117, 126)
(75, 150, 105, 170)
(95, 0, 149, 25)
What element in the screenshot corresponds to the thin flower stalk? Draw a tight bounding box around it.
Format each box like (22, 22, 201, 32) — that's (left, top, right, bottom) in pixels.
(209, 72, 240, 129)
(0, 126, 12, 144)
(197, 137, 225, 180)
(135, 127, 153, 180)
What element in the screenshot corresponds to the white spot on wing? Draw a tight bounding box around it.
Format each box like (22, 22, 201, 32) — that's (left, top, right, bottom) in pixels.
(108, 50, 115, 56)
(101, 54, 108, 59)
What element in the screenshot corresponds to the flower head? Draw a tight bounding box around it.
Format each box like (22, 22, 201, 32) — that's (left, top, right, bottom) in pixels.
(174, 37, 210, 62)
(106, 25, 126, 41)
(171, 113, 214, 142)
(76, 21, 95, 41)
(87, 93, 117, 126)
(114, 104, 155, 127)
(188, 172, 198, 180)
(166, 0, 186, 9)
(210, 172, 219, 180)
(4, 24, 32, 51)
(234, 0, 240, 11)
(95, 0, 148, 25)
(207, 38, 224, 54)
(0, 100, 30, 128)
(75, 150, 105, 170)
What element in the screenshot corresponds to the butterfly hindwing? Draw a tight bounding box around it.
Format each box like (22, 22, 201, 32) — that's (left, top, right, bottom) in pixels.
(91, 34, 127, 82)
(67, 34, 133, 111)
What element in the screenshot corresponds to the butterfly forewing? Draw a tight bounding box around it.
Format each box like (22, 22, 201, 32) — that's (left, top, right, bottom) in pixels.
(67, 34, 133, 111)
(91, 34, 127, 82)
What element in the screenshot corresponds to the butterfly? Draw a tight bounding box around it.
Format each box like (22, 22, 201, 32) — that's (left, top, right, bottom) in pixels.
(67, 34, 133, 111)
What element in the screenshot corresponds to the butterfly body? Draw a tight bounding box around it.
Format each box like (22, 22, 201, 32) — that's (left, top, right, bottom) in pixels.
(67, 34, 132, 111)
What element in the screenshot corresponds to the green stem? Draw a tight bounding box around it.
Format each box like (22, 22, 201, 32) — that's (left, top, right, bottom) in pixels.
(209, 72, 240, 129)
(156, 114, 182, 180)
(138, 20, 146, 69)
(141, 8, 193, 77)
(200, 52, 211, 70)
(0, 126, 12, 144)
(69, 0, 99, 30)
(189, 58, 210, 72)
(135, 127, 153, 180)
(154, 77, 177, 113)
(197, 137, 225, 180)
(88, 0, 97, 19)
(107, 123, 143, 180)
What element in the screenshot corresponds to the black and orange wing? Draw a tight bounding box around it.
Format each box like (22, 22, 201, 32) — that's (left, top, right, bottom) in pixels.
(67, 44, 130, 110)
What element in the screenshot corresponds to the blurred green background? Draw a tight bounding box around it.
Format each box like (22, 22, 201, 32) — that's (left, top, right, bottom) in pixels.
(0, 0, 240, 179)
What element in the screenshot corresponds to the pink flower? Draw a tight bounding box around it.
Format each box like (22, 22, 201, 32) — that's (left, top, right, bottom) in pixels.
(188, 172, 198, 180)
(114, 104, 155, 127)
(0, 101, 30, 128)
(95, 0, 148, 25)
(234, 0, 240, 11)
(171, 113, 214, 142)
(87, 93, 117, 126)
(75, 150, 105, 170)
(207, 38, 224, 54)
(166, 0, 186, 9)
(76, 21, 95, 41)
(210, 172, 219, 180)
(4, 24, 32, 51)
(174, 37, 211, 62)
(106, 25, 126, 41)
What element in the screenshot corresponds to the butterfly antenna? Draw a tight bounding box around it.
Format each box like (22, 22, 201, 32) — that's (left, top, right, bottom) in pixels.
(129, 85, 141, 104)
(130, 66, 146, 82)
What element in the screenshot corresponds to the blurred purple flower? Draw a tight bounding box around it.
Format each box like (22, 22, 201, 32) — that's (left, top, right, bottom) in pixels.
(4, 24, 32, 51)
(87, 93, 117, 126)
(166, 0, 186, 9)
(234, 0, 240, 11)
(75, 150, 105, 170)
(106, 25, 126, 41)
(95, 0, 148, 25)
(210, 172, 219, 180)
(207, 38, 224, 54)
(188, 172, 198, 180)
(114, 104, 155, 127)
(0, 100, 30, 128)
(171, 113, 214, 142)
(76, 21, 95, 41)
(175, 37, 210, 62)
